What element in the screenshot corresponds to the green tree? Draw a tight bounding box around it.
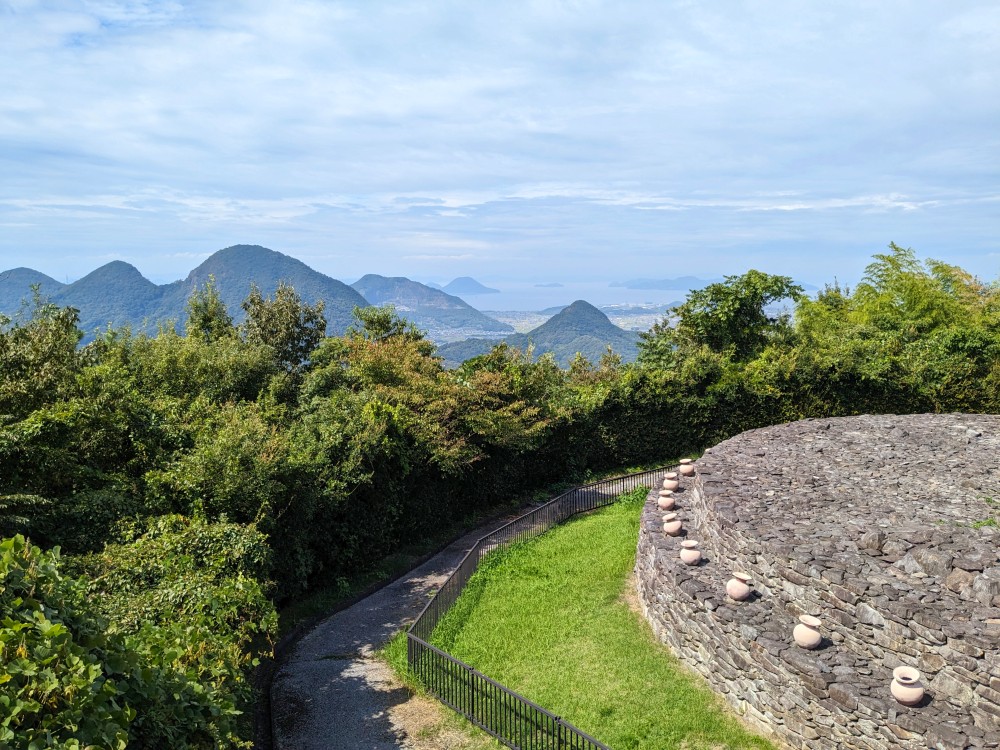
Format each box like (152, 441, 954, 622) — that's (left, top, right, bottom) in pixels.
(639, 270, 803, 365)
(0, 287, 82, 421)
(348, 304, 427, 346)
(0, 535, 133, 749)
(185, 275, 234, 342)
(241, 281, 326, 373)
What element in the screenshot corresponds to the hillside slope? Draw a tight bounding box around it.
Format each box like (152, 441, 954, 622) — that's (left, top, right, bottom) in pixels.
(437, 300, 640, 368)
(351, 274, 512, 340)
(53, 261, 166, 335)
(0, 268, 66, 316)
(153, 245, 369, 334)
(1, 246, 371, 339)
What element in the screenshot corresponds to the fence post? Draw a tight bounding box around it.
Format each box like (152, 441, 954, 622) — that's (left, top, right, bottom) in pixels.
(467, 664, 475, 720)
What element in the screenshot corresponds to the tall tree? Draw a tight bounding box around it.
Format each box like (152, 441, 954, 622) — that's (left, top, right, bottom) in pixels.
(639, 270, 803, 365)
(185, 275, 234, 342)
(241, 282, 326, 372)
(0, 287, 82, 420)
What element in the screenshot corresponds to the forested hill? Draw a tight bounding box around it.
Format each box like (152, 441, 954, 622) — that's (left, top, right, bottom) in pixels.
(0, 267, 66, 301)
(350, 274, 513, 340)
(169, 245, 369, 334)
(0, 245, 369, 339)
(0, 248, 522, 344)
(437, 299, 641, 367)
(0, 248, 644, 350)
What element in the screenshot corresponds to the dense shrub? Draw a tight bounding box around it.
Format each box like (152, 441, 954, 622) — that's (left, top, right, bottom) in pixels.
(0, 535, 132, 749)
(4, 249, 1000, 745)
(0, 516, 276, 749)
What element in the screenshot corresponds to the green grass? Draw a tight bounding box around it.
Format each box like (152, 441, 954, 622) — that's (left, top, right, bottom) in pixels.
(281, 460, 678, 637)
(385, 488, 777, 750)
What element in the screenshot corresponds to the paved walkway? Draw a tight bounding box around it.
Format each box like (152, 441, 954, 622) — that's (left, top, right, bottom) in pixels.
(270, 517, 516, 749)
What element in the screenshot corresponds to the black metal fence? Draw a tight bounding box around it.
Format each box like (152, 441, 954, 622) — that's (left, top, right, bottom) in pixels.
(406, 466, 670, 749)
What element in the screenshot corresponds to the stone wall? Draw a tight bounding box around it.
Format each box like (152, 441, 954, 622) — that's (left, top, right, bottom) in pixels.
(635, 414, 1000, 750)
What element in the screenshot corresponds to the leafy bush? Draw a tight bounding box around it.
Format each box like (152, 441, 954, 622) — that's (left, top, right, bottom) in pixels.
(72, 516, 276, 748)
(0, 534, 132, 749)
(1, 519, 276, 749)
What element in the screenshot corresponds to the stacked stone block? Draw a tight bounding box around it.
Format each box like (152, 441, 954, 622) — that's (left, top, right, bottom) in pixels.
(636, 414, 1000, 750)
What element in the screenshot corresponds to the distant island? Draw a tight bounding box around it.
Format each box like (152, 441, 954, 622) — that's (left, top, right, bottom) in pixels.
(442, 277, 500, 295)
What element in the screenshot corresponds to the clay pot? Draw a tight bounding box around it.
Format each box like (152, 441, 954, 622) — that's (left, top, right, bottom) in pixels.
(662, 477, 680, 491)
(657, 492, 675, 511)
(662, 512, 682, 536)
(792, 615, 822, 649)
(679, 459, 695, 477)
(679, 540, 701, 565)
(891, 666, 924, 706)
(726, 572, 753, 601)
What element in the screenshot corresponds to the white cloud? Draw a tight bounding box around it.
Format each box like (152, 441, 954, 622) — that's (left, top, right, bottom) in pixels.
(0, 1, 998, 288)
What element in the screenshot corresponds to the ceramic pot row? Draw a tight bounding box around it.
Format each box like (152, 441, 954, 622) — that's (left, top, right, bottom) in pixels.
(653, 486, 927, 708)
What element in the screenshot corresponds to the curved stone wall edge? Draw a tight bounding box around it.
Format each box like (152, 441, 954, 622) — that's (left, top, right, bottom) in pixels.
(636, 414, 1000, 750)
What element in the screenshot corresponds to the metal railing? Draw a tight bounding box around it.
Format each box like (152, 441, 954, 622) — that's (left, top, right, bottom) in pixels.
(406, 466, 670, 749)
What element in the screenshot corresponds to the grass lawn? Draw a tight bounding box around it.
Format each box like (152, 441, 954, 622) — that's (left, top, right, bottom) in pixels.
(280, 461, 672, 638)
(385, 487, 778, 750)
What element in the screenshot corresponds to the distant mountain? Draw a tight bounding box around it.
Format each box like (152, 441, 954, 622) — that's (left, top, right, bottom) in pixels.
(0, 245, 370, 340)
(0, 268, 66, 316)
(56, 261, 166, 334)
(350, 275, 513, 339)
(534, 282, 563, 288)
(437, 300, 640, 368)
(154, 245, 368, 334)
(442, 277, 500, 295)
(424, 281, 444, 290)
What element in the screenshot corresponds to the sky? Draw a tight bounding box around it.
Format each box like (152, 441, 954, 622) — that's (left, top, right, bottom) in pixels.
(1, 1, 999, 307)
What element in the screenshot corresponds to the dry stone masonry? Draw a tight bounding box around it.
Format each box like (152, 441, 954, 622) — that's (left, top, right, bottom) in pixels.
(635, 414, 1000, 750)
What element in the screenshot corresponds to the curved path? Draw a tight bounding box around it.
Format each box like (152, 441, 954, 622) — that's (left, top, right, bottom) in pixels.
(270, 514, 520, 749)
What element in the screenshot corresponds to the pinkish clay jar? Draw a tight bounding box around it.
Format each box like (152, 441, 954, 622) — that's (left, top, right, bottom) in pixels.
(793, 615, 822, 649)
(891, 667, 924, 706)
(726, 572, 752, 601)
(662, 512, 682, 536)
(679, 540, 701, 565)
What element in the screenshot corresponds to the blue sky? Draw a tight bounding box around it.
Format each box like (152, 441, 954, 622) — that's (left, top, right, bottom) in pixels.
(1, 1, 999, 300)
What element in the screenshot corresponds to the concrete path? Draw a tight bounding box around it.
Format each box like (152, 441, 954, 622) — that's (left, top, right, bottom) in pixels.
(270, 517, 516, 750)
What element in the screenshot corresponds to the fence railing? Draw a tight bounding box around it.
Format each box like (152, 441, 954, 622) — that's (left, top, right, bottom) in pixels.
(406, 466, 670, 749)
